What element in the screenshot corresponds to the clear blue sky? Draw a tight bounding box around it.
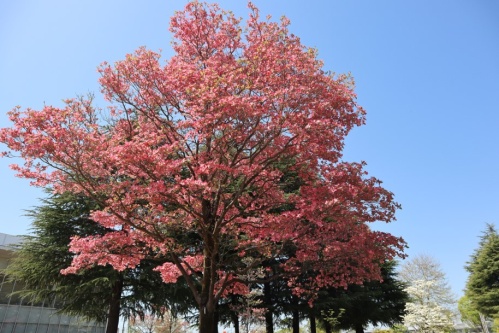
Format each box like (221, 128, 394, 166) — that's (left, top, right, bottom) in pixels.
(1, 0, 498, 299)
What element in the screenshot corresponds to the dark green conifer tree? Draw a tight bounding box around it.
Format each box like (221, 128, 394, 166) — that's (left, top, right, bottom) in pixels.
(314, 261, 409, 333)
(465, 223, 499, 319)
(5, 191, 195, 333)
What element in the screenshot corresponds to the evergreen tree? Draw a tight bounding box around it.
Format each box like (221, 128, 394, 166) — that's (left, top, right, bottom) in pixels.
(314, 261, 409, 333)
(458, 295, 484, 332)
(465, 223, 499, 319)
(5, 191, 195, 333)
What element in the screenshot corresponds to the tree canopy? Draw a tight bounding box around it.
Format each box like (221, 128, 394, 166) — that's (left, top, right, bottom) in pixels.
(5, 191, 194, 333)
(465, 224, 499, 319)
(399, 254, 455, 307)
(315, 261, 409, 333)
(399, 254, 455, 333)
(0, 2, 405, 332)
(458, 295, 485, 332)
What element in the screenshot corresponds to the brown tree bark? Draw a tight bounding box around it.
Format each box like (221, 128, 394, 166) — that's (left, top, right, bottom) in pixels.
(105, 277, 123, 333)
(199, 305, 217, 333)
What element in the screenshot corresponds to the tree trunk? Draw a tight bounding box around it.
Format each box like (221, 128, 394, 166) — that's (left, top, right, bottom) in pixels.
(263, 282, 274, 333)
(199, 305, 217, 333)
(232, 312, 240, 333)
(265, 310, 274, 333)
(214, 307, 219, 333)
(197, 204, 219, 333)
(323, 320, 333, 333)
(105, 277, 123, 333)
(355, 324, 365, 333)
(309, 310, 316, 333)
(292, 309, 300, 333)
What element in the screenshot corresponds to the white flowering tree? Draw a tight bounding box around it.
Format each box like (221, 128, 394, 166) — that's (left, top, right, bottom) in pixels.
(403, 280, 454, 333)
(399, 254, 455, 307)
(128, 311, 189, 333)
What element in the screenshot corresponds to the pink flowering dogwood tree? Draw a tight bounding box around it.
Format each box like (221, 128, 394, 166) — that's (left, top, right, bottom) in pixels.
(0, 2, 405, 332)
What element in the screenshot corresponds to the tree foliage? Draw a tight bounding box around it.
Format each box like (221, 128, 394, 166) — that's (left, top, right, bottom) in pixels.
(465, 224, 499, 319)
(314, 261, 409, 333)
(5, 191, 194, 333)
(403, 280, 454, 333)
(458, 295, 484, 331)
(399, 254, 455, 308)
(400, 255, 455, 333)
(128, 310, 189, 333)
(0, 2, 405, 332)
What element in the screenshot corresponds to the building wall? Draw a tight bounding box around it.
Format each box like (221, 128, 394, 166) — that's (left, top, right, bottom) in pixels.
(0, 233, 106, 333)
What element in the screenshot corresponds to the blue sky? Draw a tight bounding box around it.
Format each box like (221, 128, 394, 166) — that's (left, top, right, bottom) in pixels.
(1, 0, 498, 299)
